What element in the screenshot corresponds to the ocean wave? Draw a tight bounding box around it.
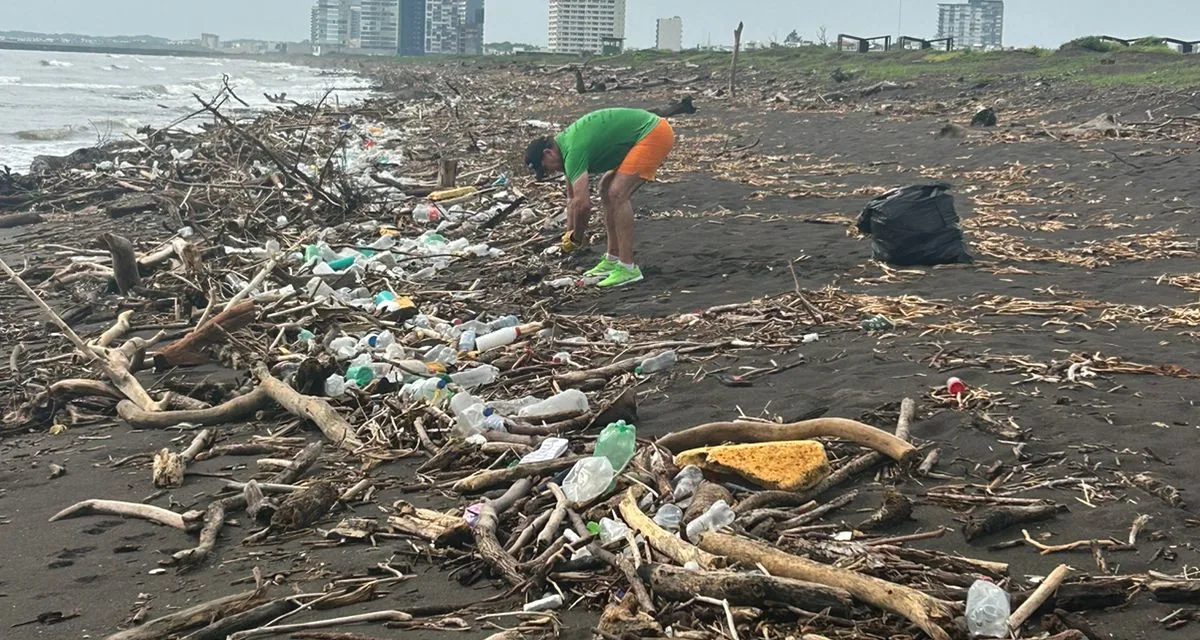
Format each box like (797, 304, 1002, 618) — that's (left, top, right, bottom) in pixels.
(0, 76, 19, 85)
(40, 59, 73, 68)
(105, 64, 131, 71)
(14, 126, 75, 141)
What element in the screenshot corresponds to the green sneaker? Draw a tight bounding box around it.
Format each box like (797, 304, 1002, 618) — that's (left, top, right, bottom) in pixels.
(597, 263, 644, 288)
(584, 255, 620, 277)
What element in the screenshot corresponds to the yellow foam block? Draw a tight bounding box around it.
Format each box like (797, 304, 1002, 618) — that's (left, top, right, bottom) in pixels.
(674, 441, 831, 491)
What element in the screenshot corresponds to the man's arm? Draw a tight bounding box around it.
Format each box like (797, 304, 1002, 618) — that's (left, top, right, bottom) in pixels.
(565, 171, 591, 240)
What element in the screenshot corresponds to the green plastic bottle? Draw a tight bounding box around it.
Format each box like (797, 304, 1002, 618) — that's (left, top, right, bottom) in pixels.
(594, 420, 637, 471)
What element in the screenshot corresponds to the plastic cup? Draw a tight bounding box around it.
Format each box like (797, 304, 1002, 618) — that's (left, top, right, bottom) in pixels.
(947, 377, 966, 395)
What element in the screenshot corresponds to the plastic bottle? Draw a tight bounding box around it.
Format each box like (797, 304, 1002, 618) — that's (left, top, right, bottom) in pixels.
(324, 374, 351, 397)
(522, 594, 563, 613)
(401, 377, 447, 403)
(966, 580, 1010, 638)
(412, 202, 441, 223)
(551, 351, 573, 365)
(423, 344, 458, 366)
(636, 350, 678, 375)
(599, 517, 632, 545)
(685, 499, 736, 542)
(673, 465, 704, 502)
(561, 456, 616, 504)
(449, 364, 500, 390)
(450, 392, 492, 437)
(594, 421, 637, 472)
(345, 364, 375, 387)
(474, 326, 523, 352)
(488, 396, 541, 416)
(488, 314, 519, 330)
(654, 504, 684, 531)
(803, 333, 820, 343)
(458, 329, 477, 352)
(520, 437, 570, 465)
(481, 413, 506, 433)
(329, 336, 359, 360)
(518, 389, 590, 420)
(604, 327, 630, 344)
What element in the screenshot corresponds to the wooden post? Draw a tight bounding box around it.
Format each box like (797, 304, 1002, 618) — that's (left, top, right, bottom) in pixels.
(729, 22, 744, 98)
(437, 158, 458, 188)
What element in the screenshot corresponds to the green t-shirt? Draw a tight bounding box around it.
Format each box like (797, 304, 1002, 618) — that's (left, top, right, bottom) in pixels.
(555, 108, 661, 182)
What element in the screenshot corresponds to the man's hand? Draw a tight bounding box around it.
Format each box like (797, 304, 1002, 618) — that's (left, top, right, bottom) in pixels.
(561, 196, 592, 251)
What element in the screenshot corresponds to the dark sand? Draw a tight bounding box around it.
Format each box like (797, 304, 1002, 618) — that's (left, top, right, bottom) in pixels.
(2, 62, 1199, 639)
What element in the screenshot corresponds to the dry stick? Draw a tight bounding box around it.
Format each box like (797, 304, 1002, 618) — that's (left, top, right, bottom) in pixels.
(50, 499, 203, 531)
(473, 502, 524, 587)
(452, 456, 581, 493)
(788, 258, 825, 324)
(699, 532, 953, 640)
(657, 418, 916, 463)
(171, 442, 322, 566)
(1009, 564, 1071, 631)
(226, 610, 412, 640)
(154, 300, 258, 368)
(180, 429, 216, 463)
(179, 598, 298, 640)
(253, 362, 364, 453)
(729, 21, 744, 97)
(117, 387, 270, 428)
(618, 488, 721, 569)
(0, 256, 156, 409)
(535, 483, 567, 547)
(223, 258, 277, 313)
(101, 589, 267, 640)
(96, 310, 134, 348)
(566, 509, 655, 613)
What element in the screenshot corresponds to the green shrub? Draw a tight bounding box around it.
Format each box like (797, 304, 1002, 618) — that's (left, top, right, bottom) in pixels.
(1061, 36, 1121, 52)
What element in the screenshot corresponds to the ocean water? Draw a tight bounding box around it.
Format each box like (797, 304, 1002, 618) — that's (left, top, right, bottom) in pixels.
(0, 50, 373, 172)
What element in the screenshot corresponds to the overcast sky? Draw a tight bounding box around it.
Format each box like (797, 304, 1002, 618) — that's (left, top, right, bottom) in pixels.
(5, 0, 1199, 49)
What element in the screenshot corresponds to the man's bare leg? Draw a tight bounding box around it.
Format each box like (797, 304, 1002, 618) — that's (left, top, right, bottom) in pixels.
(598, 171, 618, 256)
(605, 173, 646, 264)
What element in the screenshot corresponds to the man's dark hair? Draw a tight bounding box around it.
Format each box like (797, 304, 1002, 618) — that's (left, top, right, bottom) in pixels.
(524, 136, 554, 180)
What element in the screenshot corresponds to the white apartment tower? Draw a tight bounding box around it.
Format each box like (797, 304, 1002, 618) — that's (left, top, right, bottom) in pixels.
(548, 0, 627, 55)
(937, 0, 1004, 49)
(359, 0, 401, 53)
(656, 16, 682, 51)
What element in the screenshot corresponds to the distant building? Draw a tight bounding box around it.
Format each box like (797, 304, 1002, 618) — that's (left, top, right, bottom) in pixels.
(426, 0, 483, 55)
(937, 0, 1003, 49)
(360, 0, 401, 53)
(200, 33, 220, 49)
(399, 0, 426, 55)
(656, 16, 682, 51)
(548, 0, 626, 55)
(311, 0, 347, 50)
(459, 0, 485, 56)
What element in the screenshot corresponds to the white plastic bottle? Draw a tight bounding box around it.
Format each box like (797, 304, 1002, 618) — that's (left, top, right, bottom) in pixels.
(474, 326, 523, 352)
(523, 594, 563, 612)
(328, 336, 359, 360)
(518, 389, 590, 420)
(966, 580, 1010, 638)
(685, 499, 736, 542)
(449, 364, 500, 389)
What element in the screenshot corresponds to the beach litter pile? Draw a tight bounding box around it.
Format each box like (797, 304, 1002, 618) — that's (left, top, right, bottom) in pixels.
(0, 61, 1197, 640)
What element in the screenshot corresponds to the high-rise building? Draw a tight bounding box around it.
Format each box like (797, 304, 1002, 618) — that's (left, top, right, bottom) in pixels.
(656, 16, 682, 52)
(548, 0, 627, 55)
(311, 0, 346, 48)
(937, 0, 1003, 49)
(399, 0, 425, 55)
(360, 0, 401, 53)
(426, 0, 483, 55)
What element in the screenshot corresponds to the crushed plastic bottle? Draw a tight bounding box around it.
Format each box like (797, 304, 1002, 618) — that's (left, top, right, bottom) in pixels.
(519, 437, 570, 465)
(518, 389, 590, 420)
(551, 351, 573, 365)
(966, 580, 1010, 638)
(604, 327, 630, 344)
(685, 499, 736, 542)
(636, 350, 678, 375)
(450, 392, 494, 437)
(522, 594, 563, 613)
(329, 336, 359, 360)
(345, 364, 376, 387)
(594, 421, 637, 472)
(487, 396, 541, 416)
(599, 517, 632, 545)
(423, 344, 458, 367)
(654, 504, 684, 531)
(412, 202, 441, 223)
(561, 456, 616, 504)
(458, 329, 477, 352)
(803, 333, 820, 343)
(324, 374, 353, 397)
(449, 364, 500, 390)
(673, 465, 704, 502)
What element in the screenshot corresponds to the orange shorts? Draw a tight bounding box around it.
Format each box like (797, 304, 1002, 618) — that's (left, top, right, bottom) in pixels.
(617, 118, 675, 181)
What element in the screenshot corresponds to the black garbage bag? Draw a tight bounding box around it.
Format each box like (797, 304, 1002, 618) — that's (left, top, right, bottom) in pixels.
(856, 183, 973, 266)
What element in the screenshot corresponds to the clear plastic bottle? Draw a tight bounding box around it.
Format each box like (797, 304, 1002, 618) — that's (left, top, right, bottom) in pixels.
(450, 392, 491, 437)
(599, 517, 632, 544)
(401, 377, 447, 403)
(412, 202, 441, 223)
(966, 580, 1010, 638)
(488, 314, 520, 330)
(458, 329, 477, 352)
(685, 499, 736, 542)
(604, 327, 630, 344)
(561, 456, 615, 504)
(423, 344, 458, 366)
(328, 336, 359, 360)
(673, 465, 704, 502)
(594, 421, 637, 472)
(654, 504, 684, 531)
(481, 412, 506, 433)
(636, 350, 678, 375)
(449, 364, 500, 389)
(324, 374, 350, 397)
(518, 389, 590, 420)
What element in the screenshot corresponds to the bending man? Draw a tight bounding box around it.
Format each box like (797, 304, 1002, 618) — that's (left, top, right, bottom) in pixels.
(525, 107, 675, 288)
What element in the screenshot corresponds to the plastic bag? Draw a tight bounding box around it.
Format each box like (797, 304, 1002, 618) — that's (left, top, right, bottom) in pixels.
(856, 183, 972, 266)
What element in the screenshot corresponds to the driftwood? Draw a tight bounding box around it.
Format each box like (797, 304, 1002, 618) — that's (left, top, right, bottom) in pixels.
(154, 300, 257, 368)
(270, 480, 338, 531)
(179, 598, 298, 640)
(473, 502, 524, 586)
(101, 232, 141, 294)
(117, 387, 270, 428)
(962, 503, 1067, 541)
(554, 357, 640, 386)
(641, 563, 853, 613)
(226, 610, 412, 640)
(1009, 564, 1070, 631)
(657, 418, 917, 463)
(452, 456, 581, 493)
(101, 589, 267, 640)
(253, 362, 364, 452)
(730, 22, 744, 97)
(619, 488, 721, 569)
(1149, 580, 1200, 603)
(699, 532, 954, 640)
(0, 211, 43, 228)
(387, 501, 470, 546)
(50, 499, 203, 531)
(857, 488, 913, 531)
